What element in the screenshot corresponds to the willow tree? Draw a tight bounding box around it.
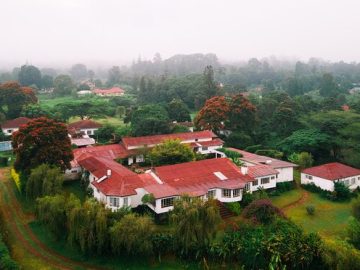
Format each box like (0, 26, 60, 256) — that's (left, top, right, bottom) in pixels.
(68, 198, 110, 255)
(110, 213, 154, 256)
(26, 164, 64, 200)
(36, 194, 80, 239)
(171, 195, 221, 255)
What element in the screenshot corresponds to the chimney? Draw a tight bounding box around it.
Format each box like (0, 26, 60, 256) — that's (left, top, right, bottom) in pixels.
(241, 166, 248, 175)
(265, 160, 272, 164)
(107, 169, 112, 177)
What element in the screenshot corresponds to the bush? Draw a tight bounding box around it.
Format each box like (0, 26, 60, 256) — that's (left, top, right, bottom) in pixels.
(240, 192, 255, 207)
(0, 236, 19, 270)
(0, 157, 8, 167)
(10, 168, 21, 192)
(306, 205, 315, 215)
(352, 197, 360, 221)
(225, 132, 253, 149)
(242, 199, 285, 224)
(302, 182, 352, 202)
(224, 202, 241, 216)
(245, 144, 263, 153)
(276, 182, 295, 193)
(334, 182, 352, 201)
(255, 149, 283, 159)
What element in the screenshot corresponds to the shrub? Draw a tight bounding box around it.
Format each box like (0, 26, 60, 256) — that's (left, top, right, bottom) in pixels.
(224, 202, 241, 215)
(0, 236, 19, 270)
(0, 157, 8, 167)
(276, 182, 295, 193)
(323, 239, 360, 270)
(240, 192, 255, 207)
(347, 217, 360, 249)
(10, 168, 21, 192)
(255, 149, 283, 159)
(334, 182, 352, 201)
(245, 144, 263, 153)
(306, 205, 315, 215)
(302, 182, 352, 202)
(242, 199, 285, 224)
(151, 233, 174, 262)
(217, 148, 243, 159)
(352, 197, 360, 221)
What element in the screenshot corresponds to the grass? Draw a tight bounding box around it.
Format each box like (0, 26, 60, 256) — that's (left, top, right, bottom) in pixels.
(271, 189, 303, 208)
(284, 192, 353, 239)
(68, 116, 126, 127)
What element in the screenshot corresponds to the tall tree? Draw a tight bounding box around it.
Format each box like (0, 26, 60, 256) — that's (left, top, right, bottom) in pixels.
(53, 75, 75, 96)
(18, 65, 42, 88)
(194, 96, 230, 132)
(319, 73, 339, 97)
(166, 99, 191, 122)
(70, 64, 88, 81)
(228, 94, 257, 134)
(12, 117, 73, 174)
(41, 75, 54, 89)
(107, 66, 121, 86)
(0, 81, 37, 119)
(203, 65, 217, 98)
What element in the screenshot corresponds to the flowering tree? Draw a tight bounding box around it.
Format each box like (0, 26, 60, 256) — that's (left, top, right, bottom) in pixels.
(12, 117, 73, 174)
(194, 96, 230, 132)
(228, 94, 257, 133)
(0, 81, 38, 119)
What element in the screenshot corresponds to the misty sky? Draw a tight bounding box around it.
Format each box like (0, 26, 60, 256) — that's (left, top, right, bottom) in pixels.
(1, 0, 360, 67)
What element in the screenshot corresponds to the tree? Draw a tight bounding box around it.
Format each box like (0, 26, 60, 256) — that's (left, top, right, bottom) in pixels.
(12, 117, 73, 174)
(53, 75, 75, 96)
(21, 104, 51, 119)
(148, 139, 195, 166)
(26, 164, 64, 200)
(18, 65, 42, 88)
(95, 125, 116, 143)
(171, 196, 220, 255)
(225, 131, 253, 149)
(110, 213, 154, 256)
(131, 104, 170, 136)
(41, 75, 53, 89)
(107, 66, 121, 86)
(242, 199, 285, 224)
(36, 194, 80, 239)
(203, 65, 218, 98)
(228, 94, 257, 133)
(194, 96, 230, 132)
(287, 152, 314, 169)
(166, 99, 191, 122)
(0, 81, 37, 119)
(319, 73, 340, 97)
(68, 198, 110, 255)
(70, 64, 88, 81)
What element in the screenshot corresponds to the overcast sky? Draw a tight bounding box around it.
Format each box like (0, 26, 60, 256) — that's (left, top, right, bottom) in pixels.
(1, 0, 360, 68)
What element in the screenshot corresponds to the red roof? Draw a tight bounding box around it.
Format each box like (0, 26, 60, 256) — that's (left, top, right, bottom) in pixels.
(79, 156, 156, 196)
(228, 148, 297, 169)
(72, 144, 131, 167)
(1, 117, 30, 129)
(68, 120, 102, 130)
(122, 130, 216, 149)
(302, 162, 360, 181)
(145, 158, 252, 198)
(248, 164, 279, 178)
(92, 87, 124, 95)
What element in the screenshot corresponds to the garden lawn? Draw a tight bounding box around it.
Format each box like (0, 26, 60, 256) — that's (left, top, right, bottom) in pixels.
(284, 192, 353, 240)
(271, 189, 303, 209)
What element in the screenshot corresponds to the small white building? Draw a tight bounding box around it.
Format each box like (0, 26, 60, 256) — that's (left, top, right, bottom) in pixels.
(68, 120, 102, 136)
(301, 162, 360, 191)
(92, 87, 124, 97)
(1, 117, 30, 136)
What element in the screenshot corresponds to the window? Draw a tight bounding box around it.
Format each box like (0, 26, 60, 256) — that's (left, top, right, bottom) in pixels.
(233, 189, 241, 197)
(271, 176, 275, 180)
(207, 190, 216, 198)
(202, 146, 208, 151)
(245, 183, 250, 191)
(352, 178, 356, 185)
(7, 129, 12, 134)
(71, 170, 78, 173)
(252, 179, 258, 186)
(195, 139, 198, 142)
(86, 130, 92, 135)
(261, 177, 270, 185)
(222, 189, 231, 198)
(109, 197, 119, 207)
(306, 175, 313, 180)
(161, 197, 174, 208)
(123, 197, 129, 207)
(344, 179, 350, 186)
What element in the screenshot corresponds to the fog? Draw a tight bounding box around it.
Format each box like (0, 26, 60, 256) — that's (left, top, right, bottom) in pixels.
(1, 0, 360, 68)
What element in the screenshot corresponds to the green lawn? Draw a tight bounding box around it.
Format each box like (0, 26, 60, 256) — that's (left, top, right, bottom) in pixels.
(284, 192, 353, 239)
(271, 189, 303, 208)
(68, 116, 126, 127)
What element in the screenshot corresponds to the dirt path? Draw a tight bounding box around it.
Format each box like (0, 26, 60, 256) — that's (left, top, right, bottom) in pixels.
(0, 168, 106, 270)
(281, 190, 310, 211)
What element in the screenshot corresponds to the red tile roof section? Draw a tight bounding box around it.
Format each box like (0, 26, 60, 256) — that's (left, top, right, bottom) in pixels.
(228, 148, 297, 169)
(145, 158, 251, 198)
(302, 162, 360, 181)
(92, 87, 124, 95)
(248, 164, 279, 178)
(68, 120, 102, 129)
(122, 130, 216, 149)
(1, 117, 30, 128)
(79, 156, 156, 196)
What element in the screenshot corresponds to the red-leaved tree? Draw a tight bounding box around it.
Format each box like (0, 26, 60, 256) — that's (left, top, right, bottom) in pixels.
(228, 94, 257, 133)
(194, 96, 230, 132)
(12, 117, 73, 174)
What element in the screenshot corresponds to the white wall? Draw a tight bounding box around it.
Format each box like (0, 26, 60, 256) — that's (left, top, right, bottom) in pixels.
(250, 175, 277, 192)
(301, 173, 360, 191)
(276, 167, 294, 182)
(2, 128, 17, 136)
(64, 166, 82, 180)
(81, 128, 98, 135)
